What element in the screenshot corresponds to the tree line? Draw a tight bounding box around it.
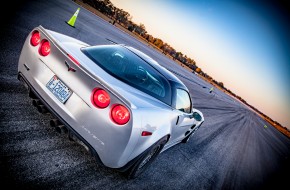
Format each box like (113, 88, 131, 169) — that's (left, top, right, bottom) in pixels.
(82, 0, 200, 71)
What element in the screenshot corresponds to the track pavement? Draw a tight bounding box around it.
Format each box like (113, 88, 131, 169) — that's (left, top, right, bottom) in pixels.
(0, 0, 289, 189)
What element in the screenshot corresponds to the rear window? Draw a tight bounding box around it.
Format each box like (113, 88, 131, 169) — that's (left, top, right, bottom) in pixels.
(82, 45, 171, 105)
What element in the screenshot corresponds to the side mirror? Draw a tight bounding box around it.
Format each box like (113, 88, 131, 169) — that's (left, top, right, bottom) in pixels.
(190, 112, 202, 121)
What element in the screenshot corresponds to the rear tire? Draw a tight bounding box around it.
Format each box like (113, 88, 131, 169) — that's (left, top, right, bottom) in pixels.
(126, 136, 167, 179)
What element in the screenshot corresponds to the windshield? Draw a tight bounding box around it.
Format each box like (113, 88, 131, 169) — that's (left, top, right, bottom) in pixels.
(82, 45, 171, 105)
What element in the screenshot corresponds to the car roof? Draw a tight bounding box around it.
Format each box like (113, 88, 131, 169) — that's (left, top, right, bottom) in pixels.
(124, 45, 188, 91)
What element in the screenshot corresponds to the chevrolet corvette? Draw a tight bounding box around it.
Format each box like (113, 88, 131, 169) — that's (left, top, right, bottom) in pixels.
(18, 25, 204, 179)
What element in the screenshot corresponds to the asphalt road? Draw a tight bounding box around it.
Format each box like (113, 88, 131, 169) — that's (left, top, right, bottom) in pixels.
(1, 0, 290, 189)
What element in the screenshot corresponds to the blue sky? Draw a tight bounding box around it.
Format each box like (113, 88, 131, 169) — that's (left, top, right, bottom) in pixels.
(110, 0, 290, 129)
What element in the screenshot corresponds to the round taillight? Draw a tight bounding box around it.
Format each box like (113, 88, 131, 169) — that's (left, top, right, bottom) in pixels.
(111, 105, 130, 125)
(39, 40, 50, 56)
(91, 89, 110, 108)
(30, 31, 40, 46)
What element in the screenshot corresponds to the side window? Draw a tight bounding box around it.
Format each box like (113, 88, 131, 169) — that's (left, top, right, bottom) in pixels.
(175, 89, 191, 113)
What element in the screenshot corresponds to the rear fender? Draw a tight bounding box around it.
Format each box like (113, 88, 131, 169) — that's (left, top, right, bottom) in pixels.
(125, 109, 172, 163)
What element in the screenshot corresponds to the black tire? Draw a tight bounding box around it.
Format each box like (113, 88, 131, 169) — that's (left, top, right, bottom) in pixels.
(126, 136, 167, 179)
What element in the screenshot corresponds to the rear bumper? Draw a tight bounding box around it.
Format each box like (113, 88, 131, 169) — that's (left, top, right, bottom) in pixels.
(18, 72, 106, 166)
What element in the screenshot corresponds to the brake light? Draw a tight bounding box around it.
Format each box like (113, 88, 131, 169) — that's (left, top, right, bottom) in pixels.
(68, 54, 80, 66)
(91, 89, 110, 108)
(39, 40, 50, 56)
(30, 31, 40, 46)
(111, 105, 130, 125)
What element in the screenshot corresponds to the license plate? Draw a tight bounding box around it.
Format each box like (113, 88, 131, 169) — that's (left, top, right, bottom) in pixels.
(46, 76, 72, 103)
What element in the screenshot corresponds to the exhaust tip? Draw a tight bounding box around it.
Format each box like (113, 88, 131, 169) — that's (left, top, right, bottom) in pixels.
(56, 125, 68, 134)
(37, 105, 48, 114)
(32, 99, 41, 107)
(50, 119, 61, 128)
(29, 90, 37, 99)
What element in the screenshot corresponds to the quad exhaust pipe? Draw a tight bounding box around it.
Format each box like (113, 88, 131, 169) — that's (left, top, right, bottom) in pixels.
(21, 75, 90, 152)
(49, 119, 90, 152)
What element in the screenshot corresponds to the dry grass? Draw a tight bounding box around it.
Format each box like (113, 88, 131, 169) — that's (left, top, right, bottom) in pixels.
(264, 118, 290, 138)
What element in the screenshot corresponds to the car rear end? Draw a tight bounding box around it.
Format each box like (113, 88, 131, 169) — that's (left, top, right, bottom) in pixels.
(18, 26, 142, 168)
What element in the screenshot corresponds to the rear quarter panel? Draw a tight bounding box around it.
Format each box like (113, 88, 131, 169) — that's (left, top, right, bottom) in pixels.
(127, 107, 175, 161)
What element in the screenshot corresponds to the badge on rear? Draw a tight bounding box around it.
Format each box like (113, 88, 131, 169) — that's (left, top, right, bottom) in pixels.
(65, 60, 76, 72)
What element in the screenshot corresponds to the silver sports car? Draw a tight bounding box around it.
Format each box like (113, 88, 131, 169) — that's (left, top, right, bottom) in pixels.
(18, 25, 204, 179)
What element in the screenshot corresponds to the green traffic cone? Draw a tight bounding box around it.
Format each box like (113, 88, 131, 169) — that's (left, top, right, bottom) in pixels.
(66, 8, 80, 27)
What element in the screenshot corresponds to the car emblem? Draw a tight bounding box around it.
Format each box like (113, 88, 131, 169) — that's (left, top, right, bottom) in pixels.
(65, 60, 76, 72)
